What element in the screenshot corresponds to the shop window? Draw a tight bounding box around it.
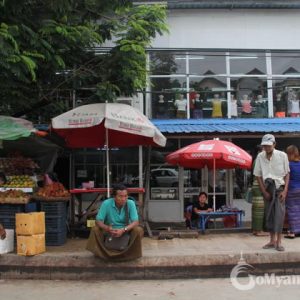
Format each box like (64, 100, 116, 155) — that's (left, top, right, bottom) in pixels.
(150, 77, 187, 119)
(272, 78, 300, 118)
(149, 52, 186, 75)
(149, 139, 180, 200)
(189, 52, 226, 76)
(229, 52, 266, 75)
(73, 148, 139, 188)
(233, 168, 252, 200)
(146, 50, 300, 120)
(149, 167, 180, 200)
(271, 52, 300, 75)
(230, 78, 268, 118)
(189, 76, 227, 119)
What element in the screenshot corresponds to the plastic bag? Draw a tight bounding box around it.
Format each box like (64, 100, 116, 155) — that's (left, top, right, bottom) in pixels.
(43, 173, 53, 186)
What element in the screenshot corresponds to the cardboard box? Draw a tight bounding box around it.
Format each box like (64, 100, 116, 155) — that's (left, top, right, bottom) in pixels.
(16, 212, 45, 235)
(0, 229, 14, 254)
(17, 234, 45, 256)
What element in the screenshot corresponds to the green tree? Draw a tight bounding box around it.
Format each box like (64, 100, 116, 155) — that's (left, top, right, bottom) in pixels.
(0, 0, 168, 121)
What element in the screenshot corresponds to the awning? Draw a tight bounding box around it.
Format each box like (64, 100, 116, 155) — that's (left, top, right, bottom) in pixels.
(152, 118, 300, 135)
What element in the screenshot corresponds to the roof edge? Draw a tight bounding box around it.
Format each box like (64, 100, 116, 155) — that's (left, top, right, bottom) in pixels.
(134, 1, 300, 10)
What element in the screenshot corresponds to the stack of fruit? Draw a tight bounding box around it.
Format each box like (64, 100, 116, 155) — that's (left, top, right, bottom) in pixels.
(0, 156, 39, 176)
(1, 175, 36, 188)
(0, 189, 30, 204)
(35, 182, 70, 200)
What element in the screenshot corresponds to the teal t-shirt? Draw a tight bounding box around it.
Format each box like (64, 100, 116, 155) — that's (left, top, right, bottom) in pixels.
(96, 198, 138, 229)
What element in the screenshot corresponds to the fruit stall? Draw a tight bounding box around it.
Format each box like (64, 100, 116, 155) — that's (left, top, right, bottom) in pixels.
(0, 155, 38, 240)
(0, 155, 38, 203)
(0, 116, 68, 250)
(0, 155, 70, 246)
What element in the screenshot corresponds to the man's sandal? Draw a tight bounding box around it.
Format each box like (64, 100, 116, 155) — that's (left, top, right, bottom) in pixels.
(275, 245, 285, 251)
(262, 243, 275, 249)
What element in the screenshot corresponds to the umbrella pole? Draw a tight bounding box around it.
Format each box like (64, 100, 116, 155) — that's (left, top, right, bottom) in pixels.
(213, 159, 216, 212)
(106, 127, 110, 198)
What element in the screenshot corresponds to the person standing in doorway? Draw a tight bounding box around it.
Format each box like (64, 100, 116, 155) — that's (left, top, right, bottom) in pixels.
(253, 134, 290, 251)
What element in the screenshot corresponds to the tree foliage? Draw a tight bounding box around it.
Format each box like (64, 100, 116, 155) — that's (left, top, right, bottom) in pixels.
(0, 0, 168, 120)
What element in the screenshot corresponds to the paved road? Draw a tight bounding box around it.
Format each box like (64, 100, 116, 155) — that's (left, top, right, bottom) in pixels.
(1, 278, 300, 300)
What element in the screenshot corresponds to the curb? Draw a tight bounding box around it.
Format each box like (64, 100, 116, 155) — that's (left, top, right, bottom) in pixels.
(1, 251, 300, 280)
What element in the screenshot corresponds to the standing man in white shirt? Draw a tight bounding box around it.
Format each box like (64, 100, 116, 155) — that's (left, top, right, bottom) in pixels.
(253, 134, 290, 251)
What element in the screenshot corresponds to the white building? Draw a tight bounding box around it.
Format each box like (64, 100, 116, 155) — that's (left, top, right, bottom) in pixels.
(74, 1, 300, 225)
(140, 0, 300, 223)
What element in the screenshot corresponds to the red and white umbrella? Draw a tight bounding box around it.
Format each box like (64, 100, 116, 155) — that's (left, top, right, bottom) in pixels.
(52, 103, 166, 196)
(51, 103, 166, 148)
(166, 138, 252, 211)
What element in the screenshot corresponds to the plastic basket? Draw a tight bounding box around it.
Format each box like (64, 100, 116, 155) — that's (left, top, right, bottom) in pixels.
(45, 216, 67, 233)
(40, 202, 67, 216)
(0, 216, 16, 229)
(0, 204, 24, 215)
(45, 230, 67, 246)
(32, 196, 70, 202)
(24, 202, 37, 213)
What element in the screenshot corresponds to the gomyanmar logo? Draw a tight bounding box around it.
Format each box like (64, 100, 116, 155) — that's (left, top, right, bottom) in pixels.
(230, 252, 255, 291)
(230, 252, 300, 290)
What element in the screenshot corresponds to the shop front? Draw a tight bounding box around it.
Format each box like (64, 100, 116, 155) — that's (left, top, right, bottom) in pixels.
(69, 121, 300, 225)
(139, 3, 300, 223)
(145, 129, 300, 223)
(69, 2, 300, 226)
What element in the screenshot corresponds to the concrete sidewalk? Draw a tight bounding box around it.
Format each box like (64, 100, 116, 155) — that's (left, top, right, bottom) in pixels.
(1, 232, 300, 280)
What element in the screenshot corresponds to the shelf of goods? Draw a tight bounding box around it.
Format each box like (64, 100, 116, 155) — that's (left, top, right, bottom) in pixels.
(32, 182, 70, 202)
(0, 189, 31, 204)
(0, 175, 36, 204)
(0, 156, 38, 204)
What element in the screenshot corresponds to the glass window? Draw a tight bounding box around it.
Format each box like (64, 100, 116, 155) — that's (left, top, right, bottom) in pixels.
(150, 138, 180, 199)
(229, 52, 266, 75)
(73, 148, 139, 188)
(149, 52, 186, 75)
(233, 168, 251, 199)
(272, 78, 300, 118)
(150, 77, 187, 119)
(271, 52, 300, 75)
(189, 76, 227, 119)
(189, 52, 226, 75)
(231, 78, 268, 118)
